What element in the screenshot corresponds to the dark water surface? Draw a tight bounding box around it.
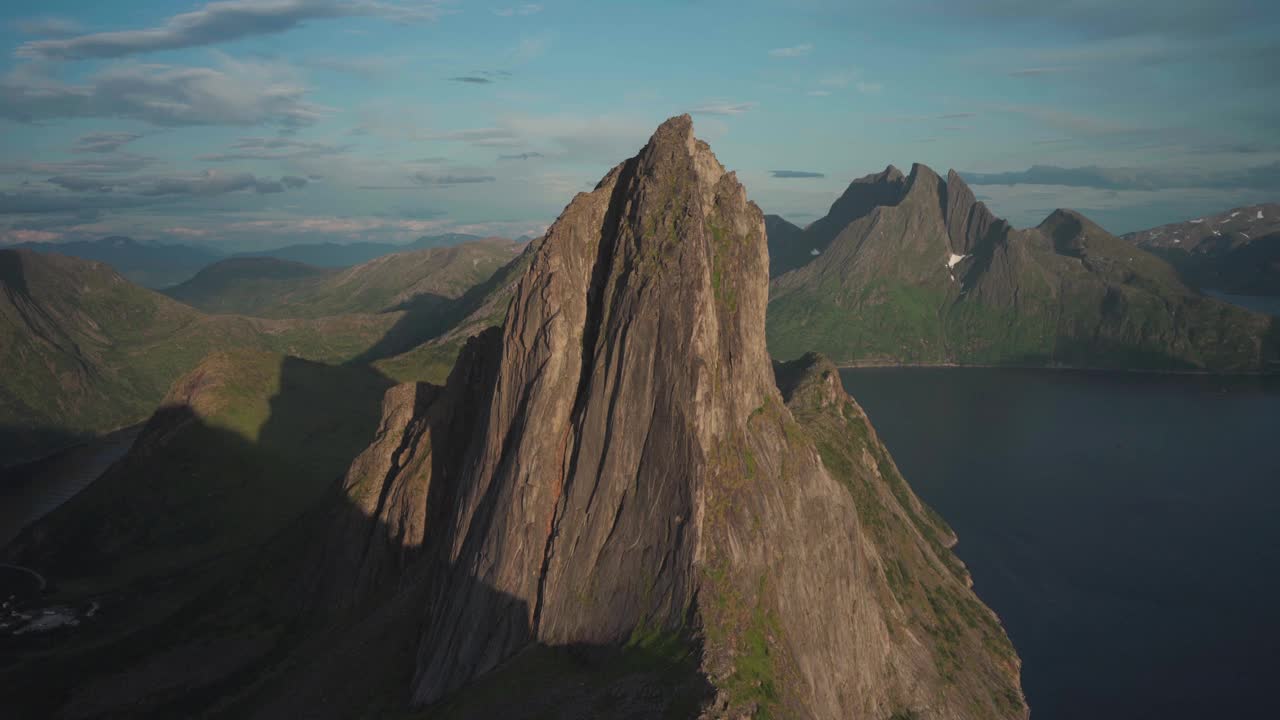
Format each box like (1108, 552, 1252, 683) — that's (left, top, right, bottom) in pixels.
(840, 368, 1280, 720)
(1206, 291, 1280, 317)
(0, 425, 142, 550)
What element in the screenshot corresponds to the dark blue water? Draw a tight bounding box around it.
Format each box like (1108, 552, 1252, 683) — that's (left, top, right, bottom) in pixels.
(1206, 291, 1280, 317)
(840, 368, 1280, 720)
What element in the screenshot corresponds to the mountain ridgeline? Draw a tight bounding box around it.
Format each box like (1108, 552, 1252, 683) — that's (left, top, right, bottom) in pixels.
(0, 238, 526, 465)
(767, 164, 1280, 372)
(163, 239, 522, 318)
(1124, 203, 1280, 296)
(3, 117, 1026, 719)
(306, 116, 1026, 717)
(0, 249, 408, 464)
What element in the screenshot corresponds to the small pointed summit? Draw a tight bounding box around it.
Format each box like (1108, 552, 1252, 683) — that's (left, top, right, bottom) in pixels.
(944, 168, 1005, 253)
(795, 163, 910, 262)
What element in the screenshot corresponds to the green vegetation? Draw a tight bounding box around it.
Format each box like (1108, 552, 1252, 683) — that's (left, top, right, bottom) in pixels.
(0, 249, 403, 463)
(766, 178, 1279, 372)
(164, 240, 518, 319)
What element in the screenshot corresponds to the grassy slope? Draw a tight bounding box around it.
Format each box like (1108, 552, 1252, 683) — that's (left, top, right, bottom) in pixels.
(374, 239, 538, 384)
(164, 240, 521, 319)
(0, 249, 399, 463)
(766, 172, 1279, 372)
(162, 257, 334, 315)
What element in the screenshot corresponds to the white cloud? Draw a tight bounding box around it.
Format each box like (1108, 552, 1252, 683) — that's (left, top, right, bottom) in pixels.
(509, 34, 551, 64)
(690, 101, 758, 116)
(72, 132, 144, 153)
(769, 43, 813, 58)
(198, 137, 351, 161)
(856, 81, 882, 94)
(495, 4, 543, 16)
(16, 0, 445, 60)
(0, 56, 328, 128)
(14, 16, 83, 38)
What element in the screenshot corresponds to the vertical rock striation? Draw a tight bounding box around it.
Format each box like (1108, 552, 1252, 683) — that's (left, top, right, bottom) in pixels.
(326, 116, 1027, 719)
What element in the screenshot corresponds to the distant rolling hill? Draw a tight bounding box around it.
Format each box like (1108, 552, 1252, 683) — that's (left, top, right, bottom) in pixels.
(1125, 203, 1280, 295)
(0, 249, 406, 464)
(7, 232, 502, 289)
(372, 237, 540, 384)
(766, 164, 1280, 372)
(234, 232, 488, 267)
(166, 238, 521, 318)
(12, 236, 222, 289)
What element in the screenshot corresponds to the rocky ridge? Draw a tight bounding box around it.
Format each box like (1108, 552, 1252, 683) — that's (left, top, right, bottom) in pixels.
(320, 116, 1027, 718)
(767, 164, 1279, 371)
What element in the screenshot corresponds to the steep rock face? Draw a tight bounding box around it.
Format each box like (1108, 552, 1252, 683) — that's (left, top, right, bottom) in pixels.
(768, 166, 1280, 371)
(768, 166, 908, 278)
(807, 165, 909, 251)
(764, 214, 805, 276)
(944, 169, 1007, 255)
(325, 117, 1026, 719)
(410, 114, 777, 704)
(315, 327, 504, 613)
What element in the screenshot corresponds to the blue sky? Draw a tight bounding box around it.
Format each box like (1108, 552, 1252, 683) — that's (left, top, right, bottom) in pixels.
(1, 0, 1277, 249)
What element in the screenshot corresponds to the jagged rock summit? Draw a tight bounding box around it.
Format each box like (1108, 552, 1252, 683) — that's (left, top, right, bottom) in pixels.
(768, 163, 1279, 371)
(323, 115, 1026, 718)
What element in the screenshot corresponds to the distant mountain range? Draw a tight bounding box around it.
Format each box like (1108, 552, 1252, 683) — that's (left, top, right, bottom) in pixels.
(8, 232, 499, 288)
(1124, 203, 1280, 296)
(6, 236, 222, 289)
(232, 232, 491, 269)
(766, 165, 1279, 372)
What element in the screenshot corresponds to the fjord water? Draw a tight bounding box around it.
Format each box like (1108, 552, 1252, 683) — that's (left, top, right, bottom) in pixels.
(841, 368, 1280, 720)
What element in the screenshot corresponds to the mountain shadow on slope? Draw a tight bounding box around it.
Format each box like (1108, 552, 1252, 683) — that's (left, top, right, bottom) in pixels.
(0, 348, 714, 720)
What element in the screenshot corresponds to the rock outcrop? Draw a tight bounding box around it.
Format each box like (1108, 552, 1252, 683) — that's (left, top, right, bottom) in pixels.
(326, 116, 1027, 718)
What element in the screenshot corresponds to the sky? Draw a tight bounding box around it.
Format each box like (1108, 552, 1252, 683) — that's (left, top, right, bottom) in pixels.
(0, 0, 1278, 250)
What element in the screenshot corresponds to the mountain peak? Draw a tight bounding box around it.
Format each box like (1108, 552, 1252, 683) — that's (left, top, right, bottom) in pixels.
(311, 116, 1027, 718)
(907, 161, 942, 184)
(1037, 207, 1099, 236)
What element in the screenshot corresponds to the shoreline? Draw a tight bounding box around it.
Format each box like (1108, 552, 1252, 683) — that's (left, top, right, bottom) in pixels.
(831, 360, 1280, 377)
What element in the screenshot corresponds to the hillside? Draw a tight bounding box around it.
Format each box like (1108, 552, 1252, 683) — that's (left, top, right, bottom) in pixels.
(372, 238, 539, 384)
(164, 239, 521, 319)
(0, 249, 401, 464)
(1125, 203, 1280, 295)
(2, 116, 1025, 719)
(767, 164, 1280, 372)
(235, 232, 488, 267)
(12, 236, 222, 288)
